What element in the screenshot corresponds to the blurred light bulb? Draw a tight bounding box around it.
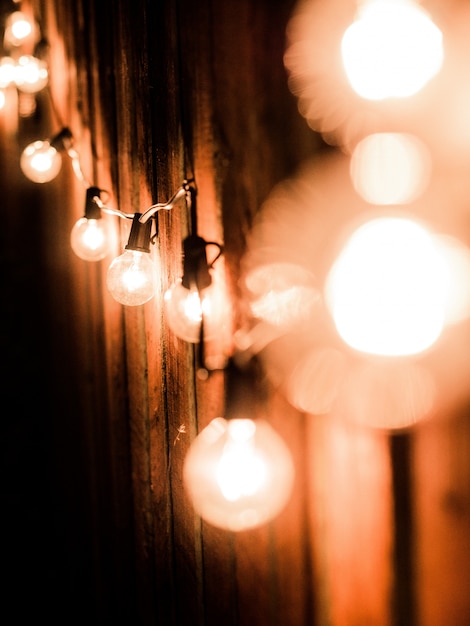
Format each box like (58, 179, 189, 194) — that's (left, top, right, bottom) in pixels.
(183, 417, 295, 531)
(4, 12, 35, 47)
(164, 280, 212, 343)
(341, 0, 443, 100)
(0, 57, 16, 88)
(106, 213, 157, 305)
(71, 218, 111, 261)
(20, 140, 62, 183)
(71, 187, 113, 261)
(325, 216, 447, 356)
(14, 55, 48, 94)
(164, 234, 223, 343)
(0, 89, 5, 109)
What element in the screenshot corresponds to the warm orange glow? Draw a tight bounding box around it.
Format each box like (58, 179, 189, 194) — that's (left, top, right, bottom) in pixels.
(341, 0, 443, 100)
(283, 347, 348, 415)
(434, 234, 470, 326)
(326, 217, 447, 356)
(350, 133, 431, 205)
(245, 262, 322, 328)
(14, 55, 48, 94)
(333, 359, 436, 429)
(242, 148, 470, 424)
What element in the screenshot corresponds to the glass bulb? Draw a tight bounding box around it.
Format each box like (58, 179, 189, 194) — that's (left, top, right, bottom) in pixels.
(164, 280, 212, 343)
(14, 55, 48, 94)
(183, 417, 295, 532)
(70, 217, 111, 262)
(106, 249, 157, 306)
(20, 140, 62, 183)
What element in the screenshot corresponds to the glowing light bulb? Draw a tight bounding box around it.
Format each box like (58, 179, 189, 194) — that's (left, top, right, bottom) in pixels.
(0, 57, 16, 88)
(4, 12, 35, 47)
(20, 140, 62, 183)
(184, 416, 295, 531)
(70, 187, 113, 261)
(164, 280, 212, 343)
(341, 0, 443, 100)
(71, 218, 110, 261)
(106, 213, 157, 306)
(325, 216, 447, 356)
(164, 234, 223, 342)
(14, 55, 48, 94)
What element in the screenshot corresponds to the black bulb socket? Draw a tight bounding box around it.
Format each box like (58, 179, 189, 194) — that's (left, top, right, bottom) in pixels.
(125, 213, 152, 253)
(84, 187, 103, 220)
(181, 234, 212, 290)
(50, 127, 73, 151)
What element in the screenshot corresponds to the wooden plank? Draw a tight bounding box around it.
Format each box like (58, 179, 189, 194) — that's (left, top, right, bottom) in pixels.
(308, 415, 394, 626)
(413, 404, 470, 626)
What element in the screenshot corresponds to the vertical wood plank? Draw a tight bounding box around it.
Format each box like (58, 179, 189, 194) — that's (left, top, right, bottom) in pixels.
(413, 405, 470, 626)
(308, 415, 394, 626)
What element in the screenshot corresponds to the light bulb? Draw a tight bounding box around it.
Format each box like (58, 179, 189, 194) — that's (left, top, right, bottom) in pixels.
(164, 280, 212, 343)
(20, 140, 62, 183)
(71, 187, 113, 261)
(71, 218, 111, 261)
(164, 234, 223, 342)
(106, 213, 157, 305)
(4, 12, 35, 47)
(325, 216, 447, 356)
(341, 0, 443, 100)
(183, 417, 295, 531)
(0, 57, 16, 88)
(14, 55, 48, 94)
(106, 250, 157, 305)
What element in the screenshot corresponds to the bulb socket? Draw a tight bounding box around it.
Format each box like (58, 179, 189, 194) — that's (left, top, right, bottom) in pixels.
(224, 356, 266, 420)
(181, 234, 212, 290)
(84, 187, 103, 220)
(50, 127, 73, 151)
(125, 213, 152, 253)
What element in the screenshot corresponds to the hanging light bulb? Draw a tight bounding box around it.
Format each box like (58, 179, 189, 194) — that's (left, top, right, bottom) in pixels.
(3, 11, 36, 48)
(164, 234, 223, 343)
(70, 187, 113, 261)
(106, 213, 157, 306)
(20, 127, 72, 183)
(341, 0, 443, 100)
(183, 358, 295, 532)
(14, 54, 48, 94)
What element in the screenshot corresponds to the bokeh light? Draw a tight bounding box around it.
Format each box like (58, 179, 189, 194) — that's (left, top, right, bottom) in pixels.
(350, 133, 431, 205)
(325, 216, 447, 356)
(241, 149, 470, 429)
(341, 0, 443, 100)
